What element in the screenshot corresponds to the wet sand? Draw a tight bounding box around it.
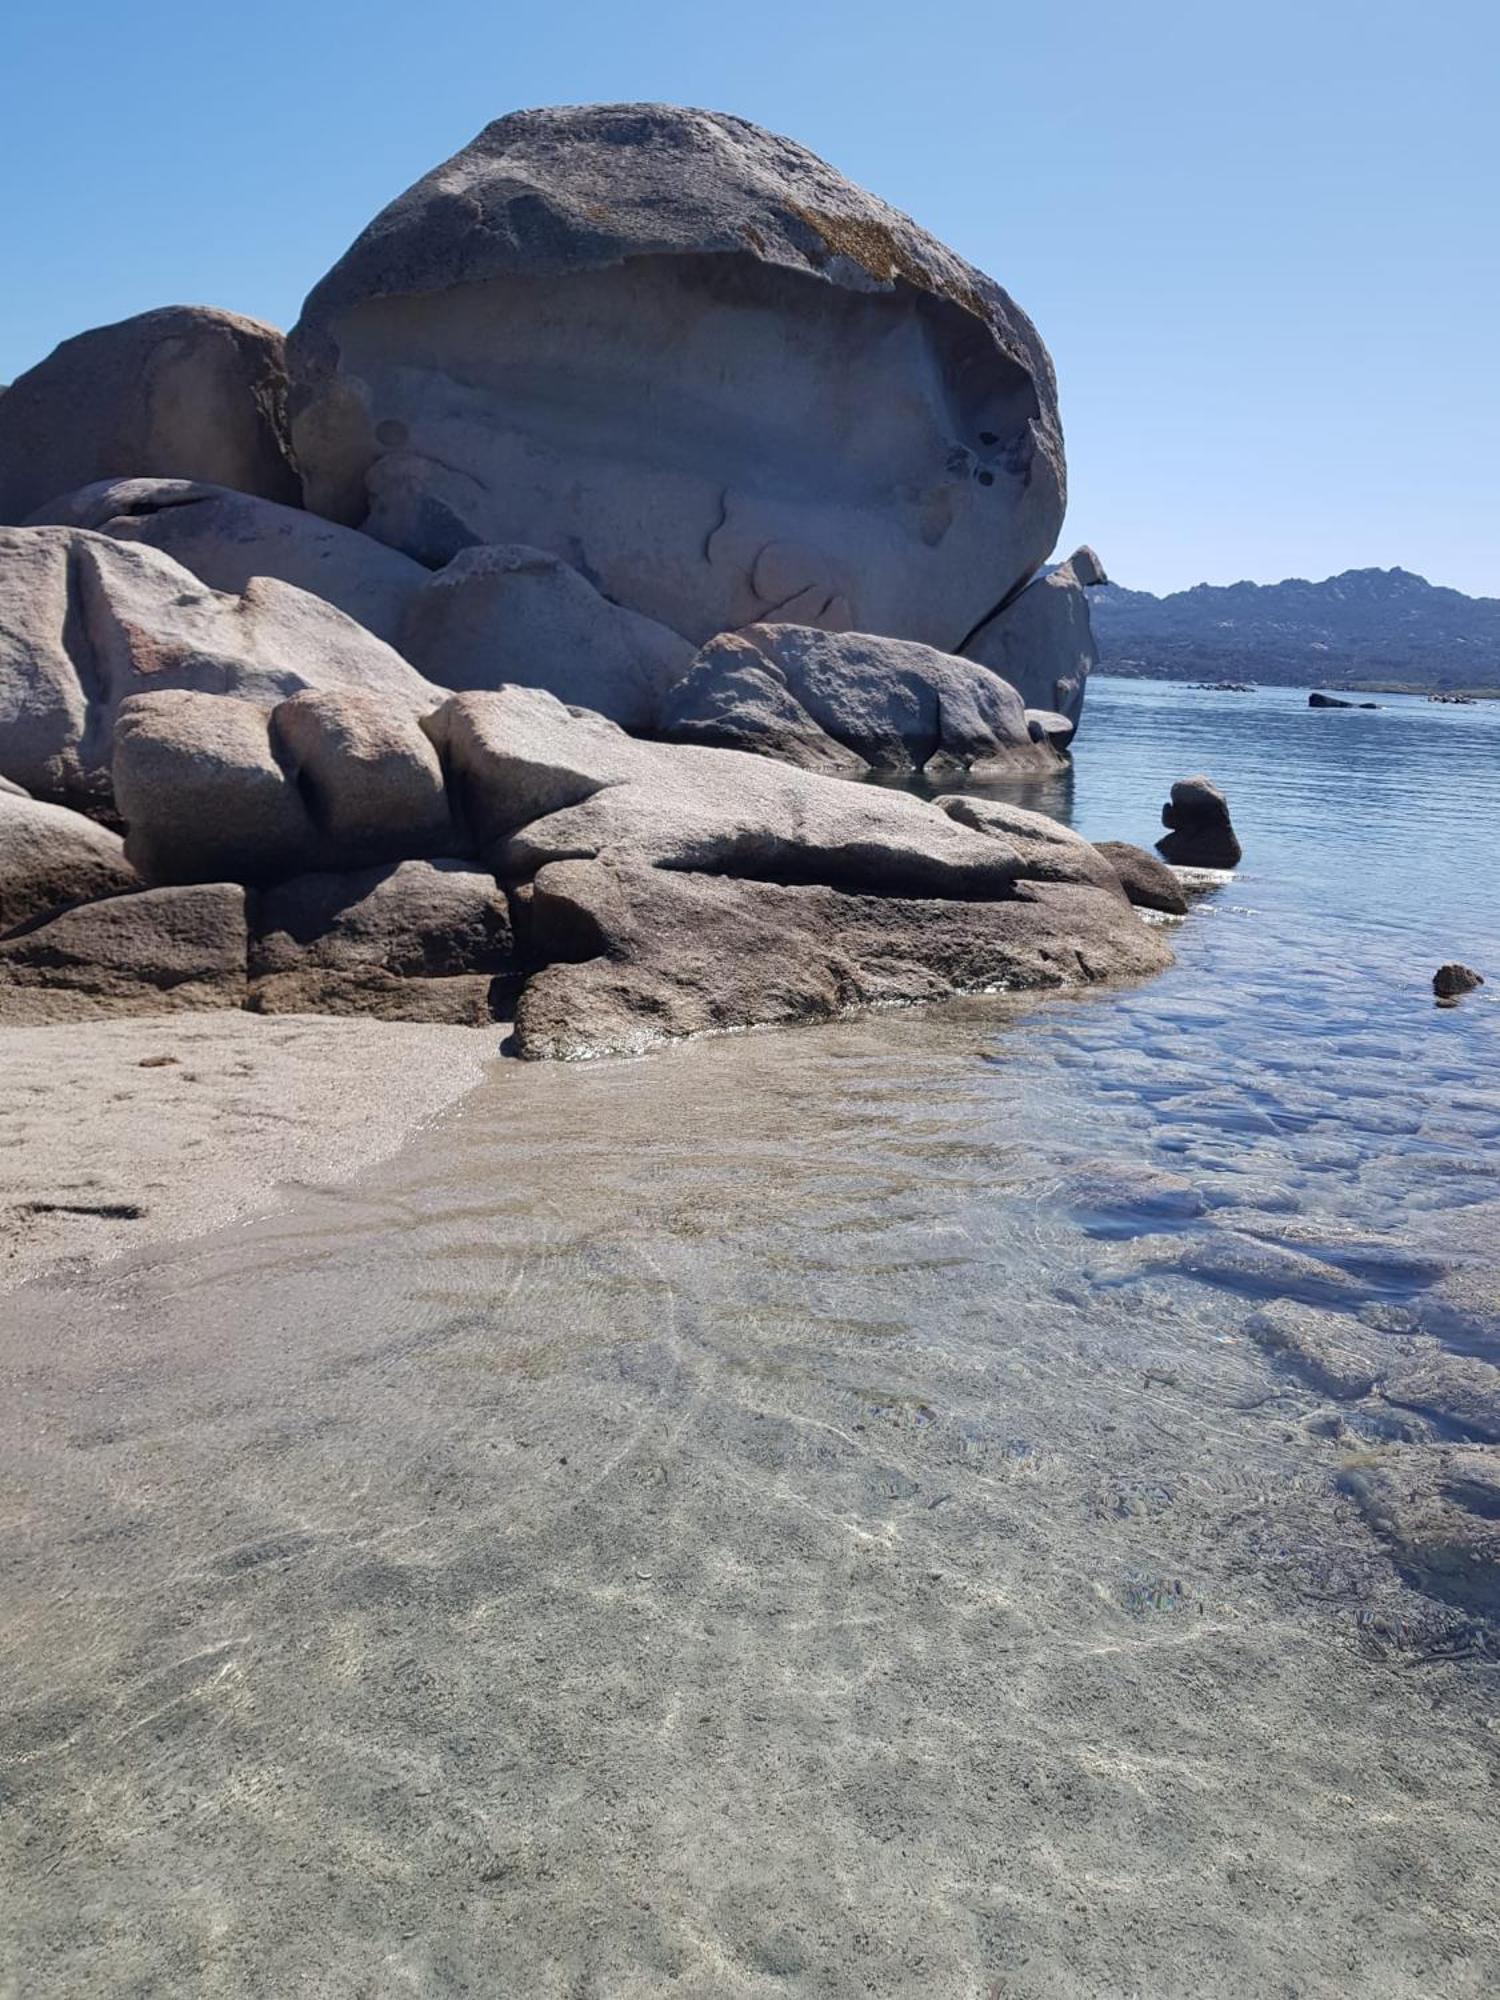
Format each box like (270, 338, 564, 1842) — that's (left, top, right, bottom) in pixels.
(0, 1013, 499, 1290)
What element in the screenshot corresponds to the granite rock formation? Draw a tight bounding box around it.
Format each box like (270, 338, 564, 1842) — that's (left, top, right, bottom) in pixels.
(658, 624, 1057, 777)
(0, 106, 1152, 1052)
(0, 308, 298, 525)
(287, 104, 1065, 652)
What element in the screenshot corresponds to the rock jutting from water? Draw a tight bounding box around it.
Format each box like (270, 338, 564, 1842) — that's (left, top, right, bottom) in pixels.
(0, 104, 1167, 1054)
(1156, 774, 1243, 869)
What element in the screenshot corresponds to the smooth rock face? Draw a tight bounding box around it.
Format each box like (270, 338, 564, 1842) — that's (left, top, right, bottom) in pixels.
(659, 624, 1052, 776)
(31, 479, 427, 647)
(1156, 774, 1243, 869)
(515, 857, 1171, 1059)
(0, 789, 140, 934)
(401, 545, 695, 729)
(0, 308, 298, 524)
(961, 549, 1103, 728)
(288, 103, 1064, 649)
(250, 860, 517, 1023)
(0, 527, 439, 811)
(0, 884, 247, 1021)
(1094, 840, 1189, 916)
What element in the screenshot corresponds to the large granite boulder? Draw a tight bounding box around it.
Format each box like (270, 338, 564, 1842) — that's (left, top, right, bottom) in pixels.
(657, 624, 1053, 776)
(0, 527, 439, 811)
(401, 545, 694, 730)
(0, 787, 140, 934)
(249, 859, 517, 1022)
(31, 479, 427, 647)
(0, 883, 247, 1022)
(0, 308, 299, 524)
(287, 104, 1065, 650)
(960, 548, 1104, 729)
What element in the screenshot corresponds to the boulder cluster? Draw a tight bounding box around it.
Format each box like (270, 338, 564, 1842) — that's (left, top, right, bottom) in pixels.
(0, 104, 1161, 1057)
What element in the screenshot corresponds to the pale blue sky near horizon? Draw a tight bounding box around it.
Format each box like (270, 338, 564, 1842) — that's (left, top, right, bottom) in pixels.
(2, 0, 1495, 596)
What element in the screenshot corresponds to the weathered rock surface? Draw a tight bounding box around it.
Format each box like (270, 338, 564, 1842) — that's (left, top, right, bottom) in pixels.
(114, 692, 318, 886)
(411, 688, 1169, 1056)
(288, 103, 1064, 650)
(270, 690, 458, 862)
(961, 548, 1104, 728)
(1244, 1300, 1388, 1401)
(0, 788, 139, 935)
(658, 624, 1052, 775)
(1156, 775, 1242, 869)
(32, 479, 427, 647)
(0, 308, 298, 525)
(1340, 1447, 1500, 1619)
(250, 860, 516, 1022)
(401, 545, 694, 730)
(1433, 962, 1484, 1000)
(0, 884, 247, 1021)
(1094, 840, 1189, 916)
(0, 527, 439, 811)
(115, 687, 460, 887)
(514, 857, 1171, 1060)
(653, 633, 867, 775)
(1382, 1353, 1500, 1444)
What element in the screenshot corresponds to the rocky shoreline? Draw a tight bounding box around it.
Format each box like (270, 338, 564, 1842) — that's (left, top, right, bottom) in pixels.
(0, 105, 1167, 1058)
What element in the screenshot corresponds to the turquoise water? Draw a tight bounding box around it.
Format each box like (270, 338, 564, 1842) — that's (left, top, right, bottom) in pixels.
(3, 679, 1498, 1995)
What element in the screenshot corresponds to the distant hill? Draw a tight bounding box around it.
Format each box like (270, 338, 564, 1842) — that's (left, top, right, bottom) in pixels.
(1089, 567, 1500, 694)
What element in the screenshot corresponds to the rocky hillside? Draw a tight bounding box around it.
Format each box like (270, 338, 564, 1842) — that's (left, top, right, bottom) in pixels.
(1091, 568, 1500, 693)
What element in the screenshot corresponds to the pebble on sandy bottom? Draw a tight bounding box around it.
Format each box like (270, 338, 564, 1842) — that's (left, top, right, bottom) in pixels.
(0, 1013, 499, 1288)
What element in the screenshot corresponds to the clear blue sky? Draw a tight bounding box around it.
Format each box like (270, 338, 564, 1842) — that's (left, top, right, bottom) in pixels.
(3, 1, 1495, 596)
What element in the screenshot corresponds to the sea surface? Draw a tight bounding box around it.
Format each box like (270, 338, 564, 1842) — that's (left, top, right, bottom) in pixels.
(3, 678, 1499, 1997)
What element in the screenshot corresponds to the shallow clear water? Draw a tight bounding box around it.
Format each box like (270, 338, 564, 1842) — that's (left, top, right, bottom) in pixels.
(3, 680, 1499, 1996)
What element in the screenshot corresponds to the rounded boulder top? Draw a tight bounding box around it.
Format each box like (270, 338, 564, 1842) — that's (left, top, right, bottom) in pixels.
(288, 103, 1066, 651)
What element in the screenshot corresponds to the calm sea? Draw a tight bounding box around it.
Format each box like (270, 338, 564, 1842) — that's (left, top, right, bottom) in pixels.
(5, 677, 1499, 1994)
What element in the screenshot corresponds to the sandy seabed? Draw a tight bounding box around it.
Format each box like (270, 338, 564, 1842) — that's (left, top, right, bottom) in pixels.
(0, 1013, 499, 1290)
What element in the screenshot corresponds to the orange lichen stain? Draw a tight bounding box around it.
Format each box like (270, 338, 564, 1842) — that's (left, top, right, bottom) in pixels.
(787, 204, 989, 322)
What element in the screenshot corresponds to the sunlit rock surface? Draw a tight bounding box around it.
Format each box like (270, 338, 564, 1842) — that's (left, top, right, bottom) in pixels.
(288, 103, 1065, 649)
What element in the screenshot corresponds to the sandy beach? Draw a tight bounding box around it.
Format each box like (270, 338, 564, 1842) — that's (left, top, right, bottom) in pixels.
(0, 1012, 500, 1291)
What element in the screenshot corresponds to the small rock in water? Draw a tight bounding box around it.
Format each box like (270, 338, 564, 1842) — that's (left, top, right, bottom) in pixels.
(1155, 774, 1242, 869)
(1433, 962, 1484, 1001)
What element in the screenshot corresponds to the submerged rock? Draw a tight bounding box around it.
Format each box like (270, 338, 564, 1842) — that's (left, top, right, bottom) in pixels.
(1156, 774, 1242, 869)
(1244, 1300, 1387, 1401)
(658, 623, 1053, 776)
(0, 307, 299, 525)
(287, 103, 1064, 651)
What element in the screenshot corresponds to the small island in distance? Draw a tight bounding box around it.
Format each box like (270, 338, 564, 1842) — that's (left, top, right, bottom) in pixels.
(1091, 566, 1500, 697)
